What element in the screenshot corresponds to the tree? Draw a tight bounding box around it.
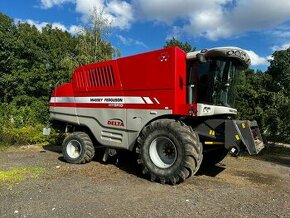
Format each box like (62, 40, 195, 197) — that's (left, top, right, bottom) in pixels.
(164, 37, 195, 53)
(235, 69, 272, 131)
(0, 12, 122, 145)
(0, 11, 119, 106)
(236, 67, 290, 143)
(0, 22, 79, 102)
(267, 48, 290, 96)
(74, 8, 120, 65)
(265, 48, 290, 142)
(0, 13, 17, 102)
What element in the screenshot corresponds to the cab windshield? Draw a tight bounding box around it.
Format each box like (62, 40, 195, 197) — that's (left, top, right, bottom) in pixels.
(187, 58, 242, 107)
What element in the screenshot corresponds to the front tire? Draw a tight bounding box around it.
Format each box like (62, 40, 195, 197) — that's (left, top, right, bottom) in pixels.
(136, 119, 202, 185)
(62, 132, 95, 164)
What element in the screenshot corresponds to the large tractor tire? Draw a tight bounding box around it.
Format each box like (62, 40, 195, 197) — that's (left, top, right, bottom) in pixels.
(62, 132, 95, 164)
(136, 119, 202, 185)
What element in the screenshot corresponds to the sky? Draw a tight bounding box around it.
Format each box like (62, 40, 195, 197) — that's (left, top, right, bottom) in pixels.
(1, 0, 290, 71)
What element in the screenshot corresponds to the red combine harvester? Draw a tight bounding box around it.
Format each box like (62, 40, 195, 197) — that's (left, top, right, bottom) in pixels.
(48, 46, 264, 184)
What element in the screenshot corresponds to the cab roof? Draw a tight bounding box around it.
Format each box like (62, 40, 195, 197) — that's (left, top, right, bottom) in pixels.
(187, 47, 251, 69)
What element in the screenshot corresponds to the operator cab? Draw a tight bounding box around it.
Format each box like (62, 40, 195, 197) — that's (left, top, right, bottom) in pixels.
(186, 47, 251, 116)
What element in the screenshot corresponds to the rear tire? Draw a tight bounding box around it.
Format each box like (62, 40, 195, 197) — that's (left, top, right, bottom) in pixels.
(62, 132, 95, 164)
(136, 119, 202, 185)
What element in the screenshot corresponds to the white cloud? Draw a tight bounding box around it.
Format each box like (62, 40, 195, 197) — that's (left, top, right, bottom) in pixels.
(245, 50, 269, 66)
(106, 0, 133, 29)
(135, 0, 290, 40)
(272, 25, 290, 38)
(75, 0, 133, 29)
(39, 0, 290, 40)
(116, 34, 147, 48)
(271, 42, 290, 51)
(267, 55, 274, 62)
(134, 0, 228, 23)
(15, 18, 81, 35)
(40, 0, 74, 9)
(41, 0, 134, 30)
(74, 0, 103, 22)
(68, 25, 82, 34)
(218, 0, 290, 39)
(273, 31, 290, 38)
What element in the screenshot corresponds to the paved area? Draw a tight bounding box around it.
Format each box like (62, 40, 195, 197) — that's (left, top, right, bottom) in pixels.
(0, 145, 289, 217)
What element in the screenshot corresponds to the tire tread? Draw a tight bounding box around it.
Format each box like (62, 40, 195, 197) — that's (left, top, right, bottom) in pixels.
(136, 119, 202, 185)
(62, 131, 95, 164)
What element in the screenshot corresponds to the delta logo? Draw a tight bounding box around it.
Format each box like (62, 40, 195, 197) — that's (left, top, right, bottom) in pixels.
(107, 118, 124, 127)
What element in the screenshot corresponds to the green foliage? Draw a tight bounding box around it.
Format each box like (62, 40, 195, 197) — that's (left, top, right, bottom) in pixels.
(0, 102, 48, 145)
(236, 67, 290, 143)
(267, 48, 290, 96)
(0, 11, 117, 146)
(263, 48, 290, 142)
(0, 10, 289, 147)
(71, 8, 120, 66)
(164, 37, 195, 53)
(1, 125, 47, 146)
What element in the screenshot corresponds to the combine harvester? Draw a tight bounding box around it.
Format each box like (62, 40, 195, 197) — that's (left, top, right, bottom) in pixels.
(48, 46, 264, 184)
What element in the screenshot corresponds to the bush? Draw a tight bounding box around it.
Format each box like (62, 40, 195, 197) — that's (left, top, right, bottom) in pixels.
(0, 101, 57, 146)
(0, 124, 47, 145)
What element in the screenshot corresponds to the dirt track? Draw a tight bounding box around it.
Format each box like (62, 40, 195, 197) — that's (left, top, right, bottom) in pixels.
(0, 145, 290, 217)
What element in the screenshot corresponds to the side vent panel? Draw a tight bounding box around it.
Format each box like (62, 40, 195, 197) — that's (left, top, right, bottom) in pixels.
(101, 131, 123, 143)
(75, 65, 116, 89)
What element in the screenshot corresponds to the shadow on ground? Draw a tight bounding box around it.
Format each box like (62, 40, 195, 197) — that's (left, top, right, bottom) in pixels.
(197, 164, 226, 177)
(43, 144, 62, 153)
(42, 144, 144, 178)
(42, 144, 225, 181)
(252, 145, 290, 167)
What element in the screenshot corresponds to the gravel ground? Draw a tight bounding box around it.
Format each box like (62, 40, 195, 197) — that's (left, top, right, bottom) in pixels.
(0, 145, 289, 218)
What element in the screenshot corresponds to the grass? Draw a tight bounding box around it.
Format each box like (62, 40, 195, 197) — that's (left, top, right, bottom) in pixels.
(0, 145, 9, 151)
(0, 143, 48, 152)
(0, 166, 45, 185)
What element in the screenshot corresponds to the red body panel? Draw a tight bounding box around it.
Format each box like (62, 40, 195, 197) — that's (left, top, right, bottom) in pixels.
(50, 47, 193, 115)
(50, 83, 75, 108)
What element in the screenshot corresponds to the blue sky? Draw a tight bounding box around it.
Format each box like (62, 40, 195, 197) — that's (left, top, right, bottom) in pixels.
(1, 0, 290, 71)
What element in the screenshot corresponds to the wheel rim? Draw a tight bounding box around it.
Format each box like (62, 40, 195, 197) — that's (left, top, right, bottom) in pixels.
(66, 140, 82, 159)
(149, 136, 177, 169)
